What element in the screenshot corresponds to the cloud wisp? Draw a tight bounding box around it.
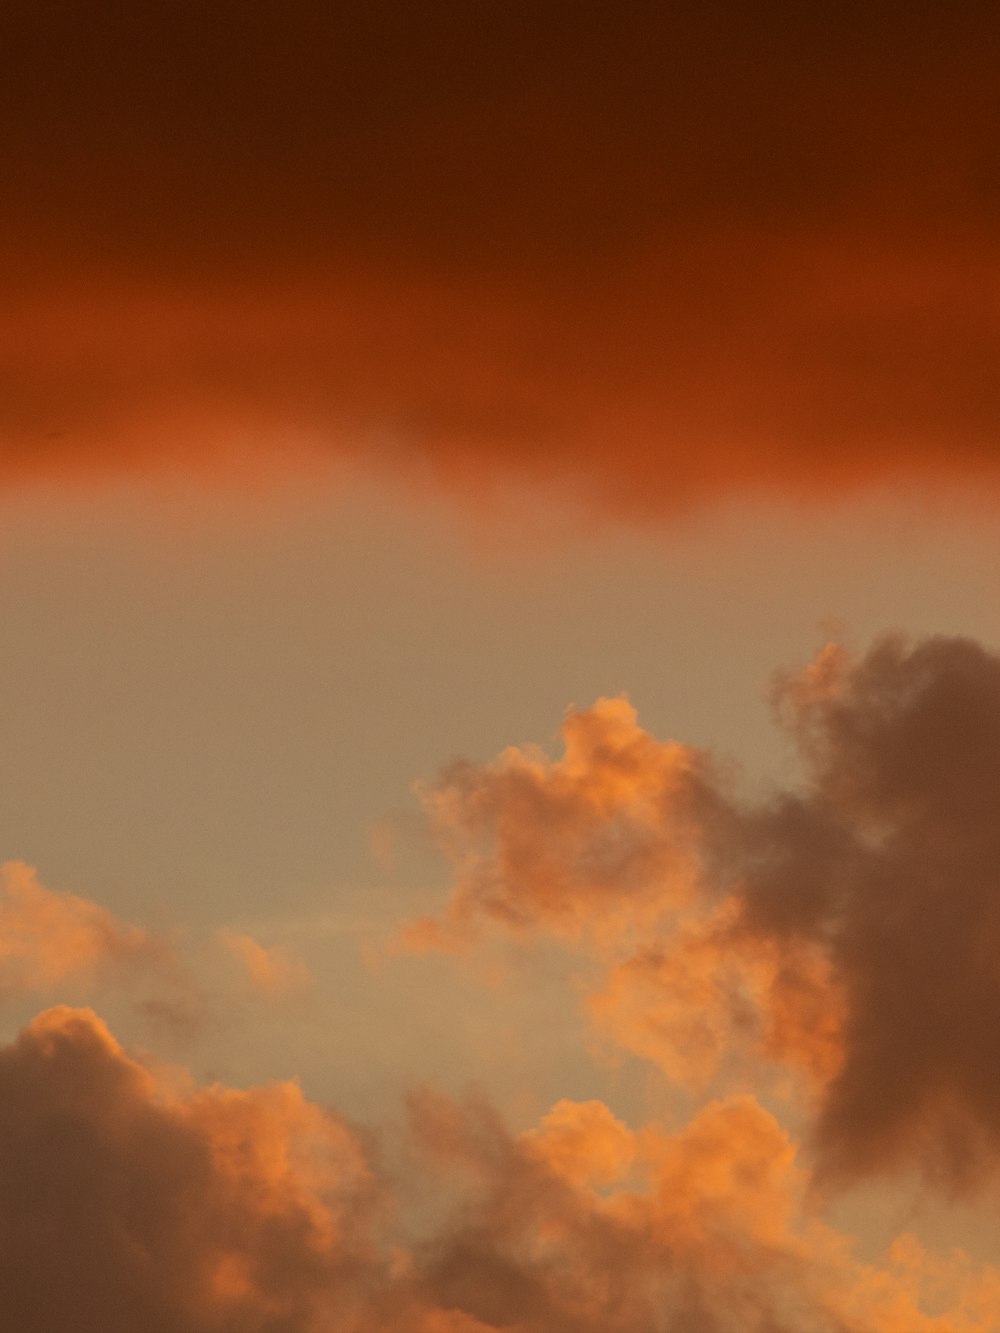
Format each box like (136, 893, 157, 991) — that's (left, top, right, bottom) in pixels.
(220, 930, 312, 998)
(0, 860, 159, 995)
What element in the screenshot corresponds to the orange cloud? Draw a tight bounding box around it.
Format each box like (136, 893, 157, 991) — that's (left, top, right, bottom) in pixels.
(404, 1085, 1000, 1333)
(0, 860, 156, 993)
(220, 930, 312, 997)
(0, 1003, 996, 1331)
(412, 635, 1000, 1194)
(0, 1005, 376, 1333)
(521, 1098, 636, 1189)
(590, 902, 846, 1093)
(405, 696, 710, 951)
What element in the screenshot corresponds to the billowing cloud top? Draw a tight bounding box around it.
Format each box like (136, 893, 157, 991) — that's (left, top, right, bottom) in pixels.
(3, 1, 999, 508)
(3, 1003, 999, 1332)
(414, 635, 1000, 1191)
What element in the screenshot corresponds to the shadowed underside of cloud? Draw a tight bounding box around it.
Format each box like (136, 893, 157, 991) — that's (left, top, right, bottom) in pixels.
(412, 634, 1000, 1193)
(0, 1006, 375, 1333)
(1, 1004, 997, 1333)
(2, 1, 999, 512)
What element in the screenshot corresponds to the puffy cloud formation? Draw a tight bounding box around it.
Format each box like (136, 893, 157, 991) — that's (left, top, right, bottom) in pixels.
(413, 635, 1000, 1190)
(754, 636, 1000, 1187)
(589, 901, 846, 1093)
(2, 2, 999, 513)
(402, 1088, 824, 1332)
(10, 635, 1000, 1325)
(0, 860, 156, 994)
(0, 1006, 375, 1333)
(6, 1002, 995, 1333)
(406, 697, 710, 949)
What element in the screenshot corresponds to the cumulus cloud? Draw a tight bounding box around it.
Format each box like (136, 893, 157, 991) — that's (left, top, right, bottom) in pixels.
(588, 901, 846, 1094)
(404, 696, 712, 951)
(8, 630, 1000, 1322)
(399, 1085, 1000, 1333)
(0, 1003, 997, 1331)
(411, 635, 1000, 1192)
(0, 1005, 375, 1333)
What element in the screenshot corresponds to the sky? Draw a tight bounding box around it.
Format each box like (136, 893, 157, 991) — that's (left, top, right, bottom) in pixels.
(4, 4, 1000, 1331)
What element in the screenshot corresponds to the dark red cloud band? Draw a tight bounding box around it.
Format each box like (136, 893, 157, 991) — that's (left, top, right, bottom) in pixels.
(3, 2, 999, 510)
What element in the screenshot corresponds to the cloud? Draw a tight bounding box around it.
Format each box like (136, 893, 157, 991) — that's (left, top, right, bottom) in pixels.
(0, 860, 157, 994)
(0, 861, 212, 1047)
(404, 696, 711, 951)
(220, 931, 312, 997)
(588, 901, 846, 1094)
(401, 1086, 812, 1332)
(754, 636, 1000, 1189)
(0, 1004, 997, 1331)
(1, 3, 999, 515)
(521, 1098, 635, 1189)
(0, 1005, 375, 1333)
(402, 1085, 1000, 1333)
(411, 635, 1000, 1193)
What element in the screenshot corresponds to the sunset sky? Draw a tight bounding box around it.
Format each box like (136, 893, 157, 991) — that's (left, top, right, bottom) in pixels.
(4, 4, 1000, 1331)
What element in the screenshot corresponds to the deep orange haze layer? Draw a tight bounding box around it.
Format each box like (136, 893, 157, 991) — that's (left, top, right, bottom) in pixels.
(3, 1, 999, 512)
